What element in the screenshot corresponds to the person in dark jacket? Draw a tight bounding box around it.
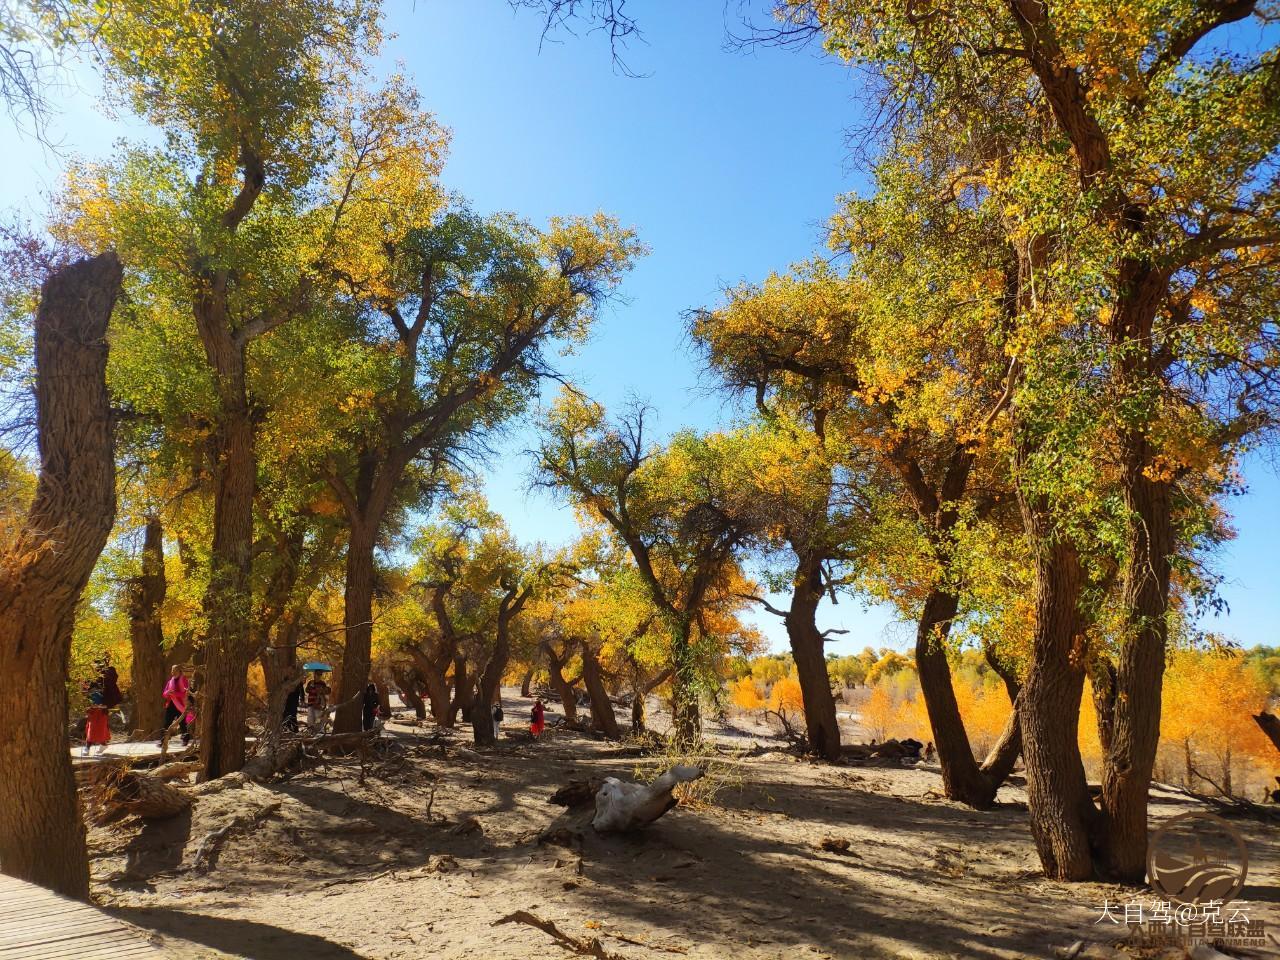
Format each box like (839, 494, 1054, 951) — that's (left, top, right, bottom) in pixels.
(97, 653, 122, 710)
(362, 683, 380, 732)
(283, 681, 302, 733)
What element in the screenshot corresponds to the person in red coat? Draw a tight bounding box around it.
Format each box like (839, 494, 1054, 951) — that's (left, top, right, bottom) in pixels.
(530, 698, 546, 737)
(82, 683, 110, 756)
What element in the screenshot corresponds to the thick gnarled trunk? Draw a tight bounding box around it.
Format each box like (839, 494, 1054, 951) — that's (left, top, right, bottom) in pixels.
(0, 253, 120, 899)
(784, 552, 841, 761)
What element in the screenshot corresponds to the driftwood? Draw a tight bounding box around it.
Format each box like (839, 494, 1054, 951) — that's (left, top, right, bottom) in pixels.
(842, 738, 924, 764)
(549, 778, 606, 808)
(592, 765, 703, 833)
(151, 761, 202, 781)
(89, 764, 192, 824)
(493, 911, 623, 960)
(242, 728, 380, 780)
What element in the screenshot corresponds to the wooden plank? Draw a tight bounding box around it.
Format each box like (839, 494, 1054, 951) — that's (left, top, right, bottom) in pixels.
(0, 877, 158, 958)
(1, 933, 157, 960)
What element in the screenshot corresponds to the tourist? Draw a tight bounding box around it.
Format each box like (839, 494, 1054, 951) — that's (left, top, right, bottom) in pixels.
(305, 670, 331, 732)
(182, 689, 196, 746)
(362, 682, 379, 732)
(492, 700, 503, 739)
(83, 682, 110, 756)
(283, 680, 302, 733)
(530, 697, 545, 737)
(161, 664, 189, 744)
(97, 652, 122, 712)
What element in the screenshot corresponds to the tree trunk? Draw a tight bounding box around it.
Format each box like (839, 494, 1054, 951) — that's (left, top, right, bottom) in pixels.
(391, 665, 427, 720)
(197, 405, 255, 781)
(0, 253, 120, 899)
(254, 527, 304, 711)
(979, 694, 1022, 786)
(449, 654, 472, 727)
(914, 589, 1008, 808)
(333, 524, 376, 734)
(423, 666, 451, 725)
(579, 640, 620, 740)
(520, 668, 534, 698)
(1017, 519, 1098, 880)
(543, 642, 578, 724)
(472, 590, 526, 746)
(670, 619, 701, 746)
(1098, 467, 1173, 882)
(127, 517, 168, 738)
(784, 552, 841, 761)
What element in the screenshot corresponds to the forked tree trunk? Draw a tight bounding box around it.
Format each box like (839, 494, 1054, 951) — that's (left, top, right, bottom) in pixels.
(472, 586, 529, 746)
(391, 665, 427, 720)
(0, 253, 121, 899)
(784, 551, 841, 761)
(127, 516, 168, 738)
(449, 654, 473, 727)
(1017, 516, 1098, 881)
(542, 642, 579, 724)
(579, 640, 620, 740)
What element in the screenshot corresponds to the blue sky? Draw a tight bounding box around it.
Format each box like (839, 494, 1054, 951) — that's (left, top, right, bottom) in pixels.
(2, 0, 1276, 654)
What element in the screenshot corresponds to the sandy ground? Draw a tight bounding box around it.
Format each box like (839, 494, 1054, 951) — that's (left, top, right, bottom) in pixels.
(83, 690, 1280, 960)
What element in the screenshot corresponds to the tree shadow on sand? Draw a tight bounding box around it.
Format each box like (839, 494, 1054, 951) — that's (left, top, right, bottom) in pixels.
(108, 905, 367, 960)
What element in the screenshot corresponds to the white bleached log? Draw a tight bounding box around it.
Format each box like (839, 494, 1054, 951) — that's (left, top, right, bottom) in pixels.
(591, 764, 704, 832)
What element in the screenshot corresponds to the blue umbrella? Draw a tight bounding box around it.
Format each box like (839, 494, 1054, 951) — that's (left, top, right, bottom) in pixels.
(303, 662, 333, 672)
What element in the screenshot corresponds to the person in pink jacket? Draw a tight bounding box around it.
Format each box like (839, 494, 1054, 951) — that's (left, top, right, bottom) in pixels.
(161, 664, 190, 745)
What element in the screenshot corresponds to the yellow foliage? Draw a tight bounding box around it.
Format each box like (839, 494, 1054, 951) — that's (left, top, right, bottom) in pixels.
(861, 684, 898, 741)
(730, 676, 765, 711)
(768, 674, 805, 716)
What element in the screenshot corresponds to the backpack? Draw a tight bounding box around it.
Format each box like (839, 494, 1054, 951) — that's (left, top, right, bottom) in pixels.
(494, 706, 504, 722)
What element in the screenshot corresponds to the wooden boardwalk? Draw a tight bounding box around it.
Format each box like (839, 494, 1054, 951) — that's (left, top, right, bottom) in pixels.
(0, 875, 161, 959)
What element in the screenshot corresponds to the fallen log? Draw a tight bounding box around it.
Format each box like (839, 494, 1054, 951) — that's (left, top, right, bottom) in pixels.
(151, 761, 202, 782)
(592, 765, 703, 833)
(89, 764, 192, 823)
(241, 729, 380, 780)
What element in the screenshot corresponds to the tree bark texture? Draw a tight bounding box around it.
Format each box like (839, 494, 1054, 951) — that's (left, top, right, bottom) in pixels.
(784, 551, 841, 761)
(0, 253, 121, 899)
